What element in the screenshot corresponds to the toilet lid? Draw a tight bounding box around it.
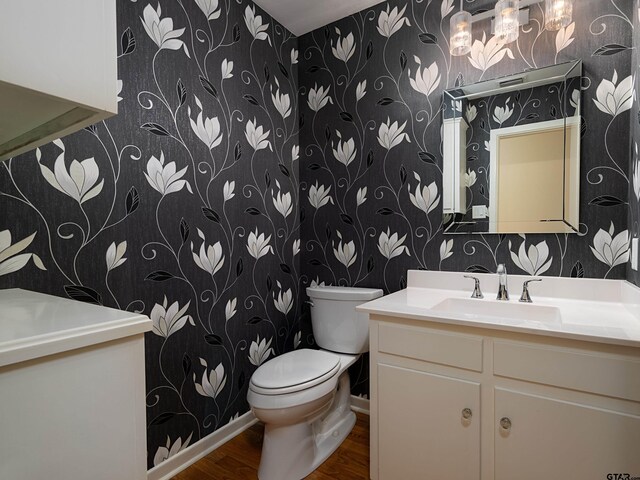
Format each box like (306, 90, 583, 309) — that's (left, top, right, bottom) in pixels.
(250, 349, 340, 394)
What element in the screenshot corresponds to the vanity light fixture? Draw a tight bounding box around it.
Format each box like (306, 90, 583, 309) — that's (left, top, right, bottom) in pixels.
(450, 0, 472, 56)
(544, 0, 573, 30)
(449, 0, 572, 56)
(494, 0, 520, 44)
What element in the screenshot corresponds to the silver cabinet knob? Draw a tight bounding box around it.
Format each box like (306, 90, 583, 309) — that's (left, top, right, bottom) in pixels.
(500, 417, 512, 430)
(462, 408, 472, 420)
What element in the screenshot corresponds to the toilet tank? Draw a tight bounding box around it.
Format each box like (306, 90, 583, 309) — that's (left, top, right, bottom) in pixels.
(306, 286, 384, 354)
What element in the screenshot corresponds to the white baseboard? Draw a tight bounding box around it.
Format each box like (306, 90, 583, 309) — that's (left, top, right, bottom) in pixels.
(147, 411, 258, 480)
(350, 394, 370, 415)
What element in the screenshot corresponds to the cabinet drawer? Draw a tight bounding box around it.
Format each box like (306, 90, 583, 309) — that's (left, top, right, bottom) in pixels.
(494, 340, 640, 402)
(378, 322, 483, 372)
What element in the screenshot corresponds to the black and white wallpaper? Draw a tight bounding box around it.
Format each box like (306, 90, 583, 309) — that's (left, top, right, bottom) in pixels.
(0, 0, 301, 469)
(298, 0, 634, 395)
(627, 0, 640, 286)
(0, 0, 637, 466)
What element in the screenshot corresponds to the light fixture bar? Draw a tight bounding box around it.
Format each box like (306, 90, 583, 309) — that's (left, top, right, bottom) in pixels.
(469, 0, 542, 23)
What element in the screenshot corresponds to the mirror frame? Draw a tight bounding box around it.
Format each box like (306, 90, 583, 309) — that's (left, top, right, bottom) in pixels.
(442, 59, 582, 235)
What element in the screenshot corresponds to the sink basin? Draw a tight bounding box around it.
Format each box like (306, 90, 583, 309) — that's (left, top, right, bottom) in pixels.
(431, 298, 561, 323)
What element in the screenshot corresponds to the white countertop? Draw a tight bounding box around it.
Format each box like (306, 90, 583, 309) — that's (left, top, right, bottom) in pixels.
(357, 271, 640, 348)
(0, 289, 152, 367)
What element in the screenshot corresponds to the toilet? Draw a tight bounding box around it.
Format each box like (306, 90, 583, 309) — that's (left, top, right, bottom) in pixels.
(247, 286, 383, 480)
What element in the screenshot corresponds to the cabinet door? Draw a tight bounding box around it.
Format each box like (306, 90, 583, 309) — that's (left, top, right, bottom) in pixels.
(377, 364, 480, 480)
(495, 388, 640, 480)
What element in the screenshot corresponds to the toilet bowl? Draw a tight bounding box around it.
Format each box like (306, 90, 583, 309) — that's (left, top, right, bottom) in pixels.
(247, 286, 383, 480)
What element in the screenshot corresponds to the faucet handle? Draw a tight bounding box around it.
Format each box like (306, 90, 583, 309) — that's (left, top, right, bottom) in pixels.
(520, 278, 542, 303)
(463, 275, 484, 299)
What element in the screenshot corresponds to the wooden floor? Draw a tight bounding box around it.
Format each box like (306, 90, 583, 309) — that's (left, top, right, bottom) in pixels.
(172, 412, 370, 480)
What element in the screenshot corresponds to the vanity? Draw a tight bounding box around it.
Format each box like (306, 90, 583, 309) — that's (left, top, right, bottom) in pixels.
(359, 270, 640, 480)
(0, 289, 152, 480)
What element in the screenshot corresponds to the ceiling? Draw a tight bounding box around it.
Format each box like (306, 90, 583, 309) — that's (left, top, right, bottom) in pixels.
(253, 0, 386, 36)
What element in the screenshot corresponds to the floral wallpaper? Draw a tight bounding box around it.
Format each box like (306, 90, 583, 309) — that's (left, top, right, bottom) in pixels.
(298, 0, 634, 396)
(627, 0, 640, 286)
(0, 0, 638, 467)
(0, 0, 301, 469)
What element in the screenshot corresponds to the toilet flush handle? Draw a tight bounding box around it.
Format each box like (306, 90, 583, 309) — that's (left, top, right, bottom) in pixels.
(305, 300, 315, 308)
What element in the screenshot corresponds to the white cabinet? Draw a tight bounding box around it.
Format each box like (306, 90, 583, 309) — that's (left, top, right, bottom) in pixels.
(370, 317, 640, 480)
(494, 388, 640, 480)
(0, 0, 117, 160)
(378, 364, 480, 479)
(0, 289, 151, 480)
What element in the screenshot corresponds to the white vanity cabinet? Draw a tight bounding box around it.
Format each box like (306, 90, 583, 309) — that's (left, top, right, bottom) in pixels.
(369, 317, 640, 480)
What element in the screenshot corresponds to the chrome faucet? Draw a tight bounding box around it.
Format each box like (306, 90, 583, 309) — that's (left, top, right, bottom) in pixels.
(496, 264, 509, 301)
(463, 275, 484, 299)
(520, 279, 542, 303)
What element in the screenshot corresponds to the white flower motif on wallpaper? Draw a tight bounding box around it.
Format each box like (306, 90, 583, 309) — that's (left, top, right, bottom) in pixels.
(150, 297, 194, 338)
(308, 84, 333, 112)
(189, 96, 223, 150)
(377, 4, 410, 38)
(274, 287, 293, 314)
(105, 241, 127, 272)
(141, 3, 190, 57)
(468, 32, 514, 77)
(291, 48, 299, 65)
(378, 118, 410, 150)
(333, 133, 357, 167)
(356, 80, 367, 102)
(245, 118, 272, 152)
(249, 335, 274, 366)
(378, 229, 410, 259)
(224, 298, 237, 321)
(333, 233, 357, 268)
(409, 60, 440, 98)
(466, 105, 477, 123)
(221, 58, 234, 79)
(440, 239, 454, 262)
(465, 169, 477, 188)
(144, 151, 193, 196)
(271, 82, 292, 119)
(244, 5, 271, 44)
(191, 229, 224, 276)
(332, 31, 356, 63)
(555, 22, 575, 55)
(195, 0, 221, 21)
(223, 180, 235, 201)
(0, 230, 46, 277)
(247, 229, 273, 259)
(356, 187, 368, 206)
(272, 190, 293, 218)
(593, 70, 633, 117)
(590, 223, 630, 274)
(194, 358, 227, 399)
(509, 239, 553, 276)
(153, 434, 192, 467)
(493, 99, 514, 125)
(308, 182, 333, 209)
(38, 142, 104, 204)
(408, 179, 439, 214)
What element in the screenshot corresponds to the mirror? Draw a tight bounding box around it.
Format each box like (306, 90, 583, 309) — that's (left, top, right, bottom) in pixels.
(442, 60, 582, 234)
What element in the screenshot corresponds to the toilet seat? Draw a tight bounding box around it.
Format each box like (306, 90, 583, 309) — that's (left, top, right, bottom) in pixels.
(250, 349, 340, 395)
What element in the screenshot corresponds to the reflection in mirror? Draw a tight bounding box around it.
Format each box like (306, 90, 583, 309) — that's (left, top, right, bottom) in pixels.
(442, 60, 582, 234)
